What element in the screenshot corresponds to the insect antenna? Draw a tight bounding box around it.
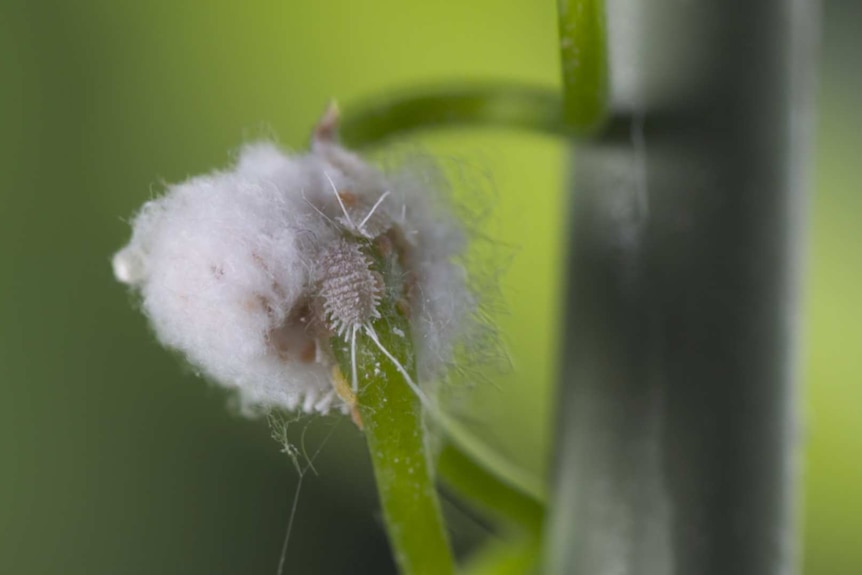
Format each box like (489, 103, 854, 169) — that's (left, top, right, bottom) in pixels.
(358, 190, 391, 231)
(323, 170, 357, 231)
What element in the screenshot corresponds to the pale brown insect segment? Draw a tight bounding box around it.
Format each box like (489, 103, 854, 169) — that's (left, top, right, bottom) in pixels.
(331, 365, 363, 429)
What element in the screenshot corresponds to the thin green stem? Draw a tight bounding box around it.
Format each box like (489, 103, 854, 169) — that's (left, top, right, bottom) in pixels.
(437, 440, 544, 534)
(331, 239, 454, 575)
(339, 83, 567, 147)
(557, 0, 609, 133)
(439, 416, 546, 507)
(461, 536, 541, 575)
(339, 83, 627, 149)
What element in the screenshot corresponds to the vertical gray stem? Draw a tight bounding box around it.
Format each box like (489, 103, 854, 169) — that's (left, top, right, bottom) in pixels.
(546, 1, 818, 574)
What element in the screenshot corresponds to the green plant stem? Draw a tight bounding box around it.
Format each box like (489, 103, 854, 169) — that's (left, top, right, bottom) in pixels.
(461, 536, 542, 575)
(437, 440, 544, 534)
(340, 83, 567, 147)
(339, 84, 629, 149)
(556, 0, 609, 133)
(331, 240, 454, 575)
(355, 328, 452, 575)
(439, 416, 546, 506)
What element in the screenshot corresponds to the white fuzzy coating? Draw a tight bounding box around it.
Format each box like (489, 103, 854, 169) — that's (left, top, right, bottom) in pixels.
(113, 140, 471, 415)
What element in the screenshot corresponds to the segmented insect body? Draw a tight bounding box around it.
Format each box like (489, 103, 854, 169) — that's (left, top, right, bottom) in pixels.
(317, 238, 382, 339)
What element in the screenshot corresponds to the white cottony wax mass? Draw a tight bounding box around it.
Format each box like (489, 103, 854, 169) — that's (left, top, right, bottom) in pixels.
(113, 110, 471, 416)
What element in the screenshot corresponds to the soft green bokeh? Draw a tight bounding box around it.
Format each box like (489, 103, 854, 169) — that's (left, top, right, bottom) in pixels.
(0, 1, 858, 574)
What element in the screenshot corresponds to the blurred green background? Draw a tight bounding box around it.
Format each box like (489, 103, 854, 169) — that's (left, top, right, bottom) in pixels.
(0, 1, 858, 573)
